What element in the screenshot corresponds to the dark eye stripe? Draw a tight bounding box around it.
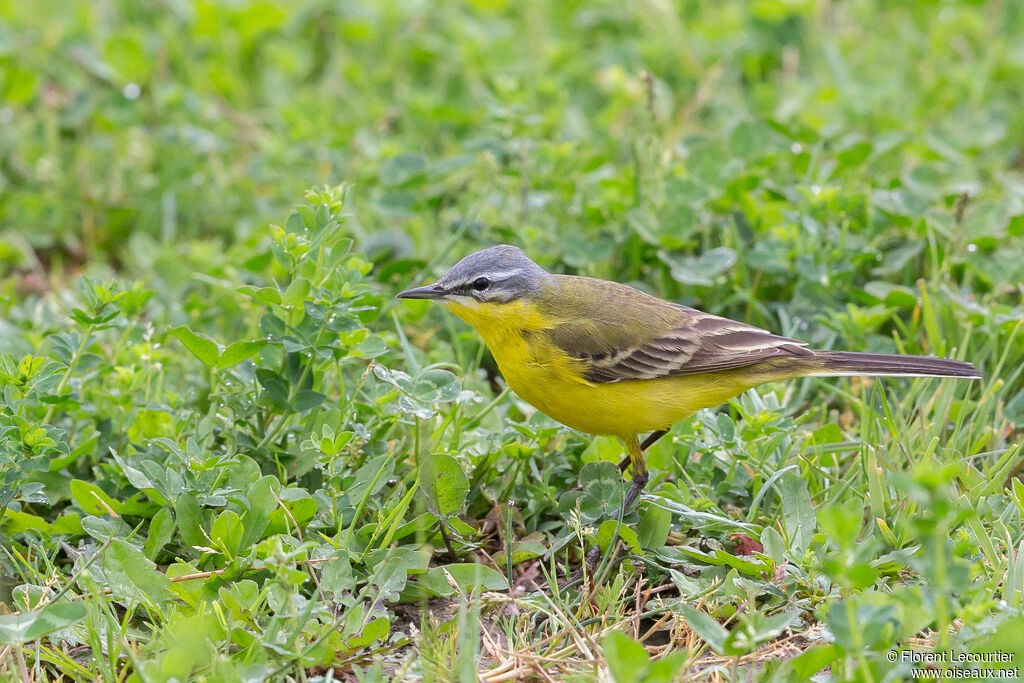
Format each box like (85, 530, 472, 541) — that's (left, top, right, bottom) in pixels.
(453, 278, 491, 294)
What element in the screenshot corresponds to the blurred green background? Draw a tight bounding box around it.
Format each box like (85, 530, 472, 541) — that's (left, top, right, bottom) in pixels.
(3, 1, 1024, 679)
(4, 0, 1023, 327)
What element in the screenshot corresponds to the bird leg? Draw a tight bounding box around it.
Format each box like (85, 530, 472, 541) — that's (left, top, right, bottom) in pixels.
(641, 429, 670, 451)
(622, 471, 648, 511)
(559, 544, 603, 591)
(617, 429, 668, 472)
(621, 435, 649, 512)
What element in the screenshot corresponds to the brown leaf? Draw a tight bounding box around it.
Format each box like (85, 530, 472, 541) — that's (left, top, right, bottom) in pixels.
(728, 534, 763, 556)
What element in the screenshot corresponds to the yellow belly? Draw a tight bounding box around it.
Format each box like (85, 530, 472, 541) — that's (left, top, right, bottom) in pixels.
(505, 359, 759, 438)
(441, 297, 764, 438)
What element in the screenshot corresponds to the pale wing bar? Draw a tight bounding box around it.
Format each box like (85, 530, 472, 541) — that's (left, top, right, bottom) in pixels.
(578, 310, 812, 384)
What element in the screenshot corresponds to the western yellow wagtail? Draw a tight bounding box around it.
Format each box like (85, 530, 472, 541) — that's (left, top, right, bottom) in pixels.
(398, 245, 981, 511)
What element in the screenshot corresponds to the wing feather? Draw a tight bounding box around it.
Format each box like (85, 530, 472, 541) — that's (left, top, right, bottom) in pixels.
(547, 300, 812, 384)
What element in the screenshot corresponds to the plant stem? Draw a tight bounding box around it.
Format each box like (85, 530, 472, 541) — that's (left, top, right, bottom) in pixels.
(42, 328, 93, 425)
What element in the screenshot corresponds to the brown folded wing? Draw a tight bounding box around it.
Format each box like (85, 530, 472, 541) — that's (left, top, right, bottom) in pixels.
(547, 304, 814, 384)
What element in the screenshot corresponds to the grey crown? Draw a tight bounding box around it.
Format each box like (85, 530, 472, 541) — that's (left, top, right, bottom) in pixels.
(436, 245, 548, 302)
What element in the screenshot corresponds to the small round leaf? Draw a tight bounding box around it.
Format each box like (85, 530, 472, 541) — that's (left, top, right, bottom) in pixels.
(419, 453, 469, 517)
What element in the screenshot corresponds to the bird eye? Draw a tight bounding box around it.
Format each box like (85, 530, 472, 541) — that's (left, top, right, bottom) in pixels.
(472, 277, 490, 291)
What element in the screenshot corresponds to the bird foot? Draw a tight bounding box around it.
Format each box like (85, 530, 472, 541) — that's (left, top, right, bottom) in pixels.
(559, 544, 603, 591)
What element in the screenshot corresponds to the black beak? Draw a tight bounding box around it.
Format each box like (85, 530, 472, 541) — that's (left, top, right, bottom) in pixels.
(396, 283, 447, 300)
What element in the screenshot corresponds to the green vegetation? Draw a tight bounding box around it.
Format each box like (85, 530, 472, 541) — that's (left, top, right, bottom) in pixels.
(2, 0, 1024, 680)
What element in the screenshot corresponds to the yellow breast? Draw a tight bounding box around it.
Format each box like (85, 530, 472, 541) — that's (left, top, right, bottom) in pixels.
(441, 297, 761, 438)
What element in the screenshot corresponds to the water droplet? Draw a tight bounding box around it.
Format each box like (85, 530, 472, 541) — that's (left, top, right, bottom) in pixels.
(122, 83, 141, 100)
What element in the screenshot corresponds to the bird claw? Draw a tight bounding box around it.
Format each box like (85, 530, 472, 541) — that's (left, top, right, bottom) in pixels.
(559, 544, 603, 591)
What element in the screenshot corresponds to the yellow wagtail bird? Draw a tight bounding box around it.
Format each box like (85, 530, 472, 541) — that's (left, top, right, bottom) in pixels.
(398, 245, 981, 511)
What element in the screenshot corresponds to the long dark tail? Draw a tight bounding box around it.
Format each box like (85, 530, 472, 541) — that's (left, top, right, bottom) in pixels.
(814, 351, 981, 379)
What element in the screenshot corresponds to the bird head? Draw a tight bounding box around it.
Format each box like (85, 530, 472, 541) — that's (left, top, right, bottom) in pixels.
(397, 245, 550, 329)
(397, 245, 547, 305)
